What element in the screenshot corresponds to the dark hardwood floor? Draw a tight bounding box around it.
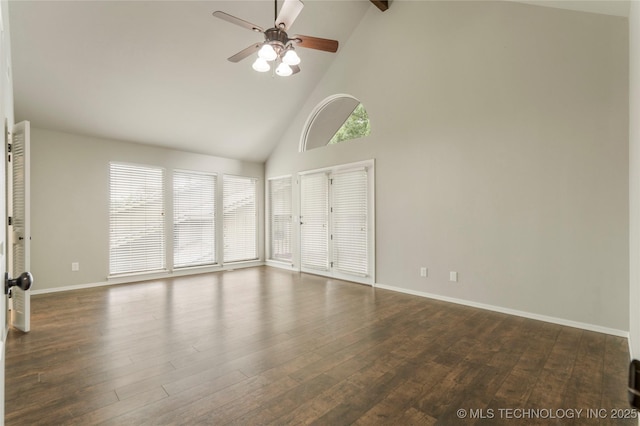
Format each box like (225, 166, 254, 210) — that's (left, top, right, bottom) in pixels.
(5, 267, 635, 425)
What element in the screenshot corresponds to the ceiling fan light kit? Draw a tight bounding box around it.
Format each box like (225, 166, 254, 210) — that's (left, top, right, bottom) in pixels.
(276, 62, 294, 77)
(258, 44, 278, 61)
(252, 57, 271, 72)
(213, 0, 339, 77)
(282, 49, 300, 66)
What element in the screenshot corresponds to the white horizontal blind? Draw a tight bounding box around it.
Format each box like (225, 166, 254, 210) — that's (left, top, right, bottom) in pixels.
(223, 175, 257, 262)
(269, 177, 292, 262)
(300, 172, 329, 271)
(332, 169, 368, 276)
(173, 171, 216, 268)
(109, 163, 165, 275)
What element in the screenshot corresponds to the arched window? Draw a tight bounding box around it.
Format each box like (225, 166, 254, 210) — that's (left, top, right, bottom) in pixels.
(300, 94, 371, 152)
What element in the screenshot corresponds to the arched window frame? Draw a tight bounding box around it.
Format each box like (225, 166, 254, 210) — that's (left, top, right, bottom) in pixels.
(299, 94, 370, 152)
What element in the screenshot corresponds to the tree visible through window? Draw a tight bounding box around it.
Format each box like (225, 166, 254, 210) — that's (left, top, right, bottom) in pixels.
(328, 103, 370, 145)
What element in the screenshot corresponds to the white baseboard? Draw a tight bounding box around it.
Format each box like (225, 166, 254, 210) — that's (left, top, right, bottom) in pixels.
(31, 261, 265, 295)
(30, 268, 630, 340)
(374, 282, 629, 338)
(265, 260, 298, 271)
(31, 280, 112, 295)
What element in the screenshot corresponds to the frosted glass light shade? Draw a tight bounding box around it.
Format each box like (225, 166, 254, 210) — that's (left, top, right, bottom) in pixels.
(252, 57, 270, 72)
(258, 44, 277, 61)
(282, 49, 300, 66)
(275, 62, 293, 77)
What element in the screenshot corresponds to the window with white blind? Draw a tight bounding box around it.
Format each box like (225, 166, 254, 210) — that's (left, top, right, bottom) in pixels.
(300, 173, 329, 271)
(332, 169, 368, 276)
(268, 176, 292, 262)
(223, 175, 257, 262)
(173, 171, 216, 268)
(299, 162, 374, 284)
(109, 163, 165, 275)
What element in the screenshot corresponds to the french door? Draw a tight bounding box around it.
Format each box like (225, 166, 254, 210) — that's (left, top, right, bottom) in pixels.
(299, 161, 374, 285)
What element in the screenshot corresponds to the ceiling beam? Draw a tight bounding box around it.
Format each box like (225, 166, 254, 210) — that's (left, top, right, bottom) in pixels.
(370, 0, 389, 12)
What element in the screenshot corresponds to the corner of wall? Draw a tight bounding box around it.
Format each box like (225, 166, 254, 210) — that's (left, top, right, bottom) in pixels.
(630, 0, 639, 360)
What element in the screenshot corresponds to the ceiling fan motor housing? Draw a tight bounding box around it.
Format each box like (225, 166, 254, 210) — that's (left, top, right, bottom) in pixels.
(264, 28, 290, 52)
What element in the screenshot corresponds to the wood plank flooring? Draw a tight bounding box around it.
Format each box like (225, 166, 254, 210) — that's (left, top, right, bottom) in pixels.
(5, 266, 635, 425)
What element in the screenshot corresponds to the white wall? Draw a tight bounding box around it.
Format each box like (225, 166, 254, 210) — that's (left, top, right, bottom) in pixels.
(30, 128, 264, 291)
(629, 0, 639, 358)
(266, 1, 629, 332)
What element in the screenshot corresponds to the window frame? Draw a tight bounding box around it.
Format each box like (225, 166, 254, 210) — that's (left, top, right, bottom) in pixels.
(299, 94, 371, 152)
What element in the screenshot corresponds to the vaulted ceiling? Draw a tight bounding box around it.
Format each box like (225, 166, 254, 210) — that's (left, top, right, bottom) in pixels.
(8, 1, 629, 163)
(9, 0, 371, 162)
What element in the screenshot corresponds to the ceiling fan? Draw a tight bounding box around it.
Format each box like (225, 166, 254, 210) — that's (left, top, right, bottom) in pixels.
(212, 0, 339, 77)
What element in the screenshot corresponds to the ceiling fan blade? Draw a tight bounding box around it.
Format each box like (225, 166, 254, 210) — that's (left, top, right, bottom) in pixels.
(292, 35, 339, 53)
(370, 0, 389, 11)
(213, 11, 264, 33)
(275, 0, 304, 31)
(291, 65, 301, 75)
(228, 43, 262, 63)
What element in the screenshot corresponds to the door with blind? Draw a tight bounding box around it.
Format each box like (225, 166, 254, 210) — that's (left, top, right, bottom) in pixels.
(299, 162, 374, 284)
(268, 176, 293, 263)
(300, 172, 329, 272)
(8, 121, 31, 332)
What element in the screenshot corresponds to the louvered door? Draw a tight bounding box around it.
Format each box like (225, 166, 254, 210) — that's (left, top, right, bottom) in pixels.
(8, 121, 31, 332)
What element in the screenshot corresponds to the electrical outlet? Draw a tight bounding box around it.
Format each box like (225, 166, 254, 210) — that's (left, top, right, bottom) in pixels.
(71, 262, 80, 272)
(449, 271, 458, 282)
(420, 267, 427, 277)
